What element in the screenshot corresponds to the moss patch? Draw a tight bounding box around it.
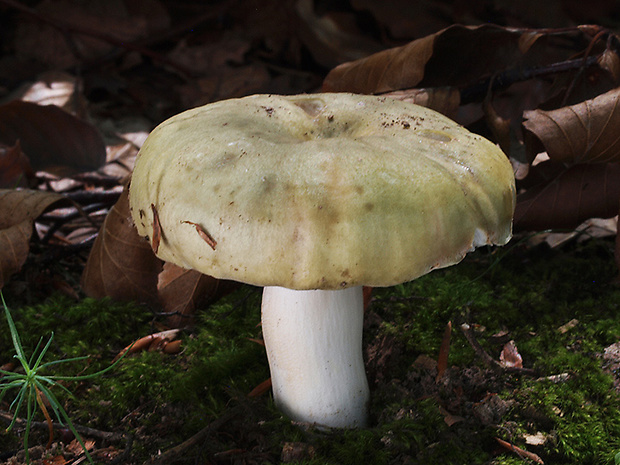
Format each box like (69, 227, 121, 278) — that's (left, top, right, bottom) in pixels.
(2, 237, 620, 464)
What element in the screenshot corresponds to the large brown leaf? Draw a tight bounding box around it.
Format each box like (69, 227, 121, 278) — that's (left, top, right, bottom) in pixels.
(0, 142, 34, 188)
(523, 86, 620, 164)
(82, 188, 237, 324)
(322, 24, 554, 94)
(81, 187, 163, 305)
(514, 162, 620, 231)
(0, 189, 65, 289)
(0, 100, 106, 175)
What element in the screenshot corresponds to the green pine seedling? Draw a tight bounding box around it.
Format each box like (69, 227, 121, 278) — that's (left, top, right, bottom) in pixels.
(0, 292, 129, 464)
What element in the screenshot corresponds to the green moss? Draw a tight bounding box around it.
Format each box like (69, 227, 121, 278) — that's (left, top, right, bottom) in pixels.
(507, 355, 620, 464)
(0, 295, 153, 361)
(2, 238, 620, 463)
(362, 239, 620, 464)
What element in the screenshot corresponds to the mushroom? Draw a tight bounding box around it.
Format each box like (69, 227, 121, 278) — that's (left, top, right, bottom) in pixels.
(128, 93, 516, 428)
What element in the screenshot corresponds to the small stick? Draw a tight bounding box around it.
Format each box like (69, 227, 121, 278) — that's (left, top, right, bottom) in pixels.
(460, 323, 503, 371)
(0, 410, 126, 442)
(460, 323, 537, 376)
(182, 221, 217, 250)
(145, 405, 245, 464)
(495, 437, 544, 464)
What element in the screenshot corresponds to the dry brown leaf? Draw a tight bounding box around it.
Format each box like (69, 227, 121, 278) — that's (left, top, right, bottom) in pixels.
(484, 99, 512, 156)
(523, 87, 620, 164)
(158, 262, 239, 328)
(81, 187, 162, 305)
(516, 157, 565, 190)
(82, 188, 238, 320)
(0, 142, 34, 188)
(0, 100, 106, 175)
(382, 87, 461, 118)
(66, 437, 95, 455)
(530, 217, 618, 250)
(322, 24, 548, 94)
(0, 189, 65, 289)
(438, 405, 465, 427)
(514, 162, 620, 231)
(518, 31, 544, 55)
(598, 49, 620, 82)
(499, 340, 523, 369)
(322, 27, 434, 94)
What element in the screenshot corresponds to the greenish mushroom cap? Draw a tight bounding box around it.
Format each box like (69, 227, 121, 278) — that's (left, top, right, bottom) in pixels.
(129, 93, 515, 290)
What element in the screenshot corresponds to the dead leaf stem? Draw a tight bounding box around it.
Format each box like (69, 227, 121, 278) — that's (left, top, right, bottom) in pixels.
(436, 321, 451, 382)
(495, 437, 544, 464)
(150, 204, 161, 254)
(182, 220, 217, 250)
(561, 28, 609, 107)
(34, 385, 54, 450)
(461, 55, 600, 105)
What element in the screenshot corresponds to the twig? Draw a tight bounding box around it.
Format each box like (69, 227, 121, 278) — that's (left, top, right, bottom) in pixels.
(63, 189, 123, 205)
(38, 202, 107, 244)
(460, 323, 537, 376)
(109, 434, 134, 465)
(144, 404, 246, 465)
(495, 437, 544, 464)
(459, 55, 601, 104)
(0, 409, 126, 442)
(561, 28, 608, 107)
(33, 188, 121, 247)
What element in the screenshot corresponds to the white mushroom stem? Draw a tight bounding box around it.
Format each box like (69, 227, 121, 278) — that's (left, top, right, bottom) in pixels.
(261, 285, 370, 428)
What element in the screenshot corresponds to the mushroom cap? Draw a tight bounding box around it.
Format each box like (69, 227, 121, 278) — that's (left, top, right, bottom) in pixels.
(129, 93, 515, 290)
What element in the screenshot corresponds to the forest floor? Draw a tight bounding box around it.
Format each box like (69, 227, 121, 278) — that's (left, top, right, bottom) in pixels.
(2, 232, 620, 464)
(2, 1, 620, 464)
